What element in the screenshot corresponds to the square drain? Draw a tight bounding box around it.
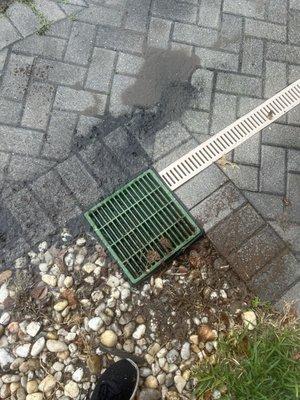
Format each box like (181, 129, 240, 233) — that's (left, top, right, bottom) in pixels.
(85, 170, 203, 284)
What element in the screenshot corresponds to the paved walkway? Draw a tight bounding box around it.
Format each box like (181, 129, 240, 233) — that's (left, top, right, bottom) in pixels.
(0, 0, 299, 305)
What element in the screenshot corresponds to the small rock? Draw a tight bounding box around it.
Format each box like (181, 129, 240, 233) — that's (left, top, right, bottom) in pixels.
(148, 343, 160, 357)
(166, 349, 180, 364)
(0, 270, 12, 285)
(26, 322, 41, 337)
(123, 339, 135, 353)
(0, 312, 10, 325)
(87, 355, 102, 374)
(212, 389, 222, 399)
(76, 237, 86, 246)
(138, 389, 161, 400)
(54, 300, 68, 312)
(144, 375, 158, 389)
(64, 276, 73, 288)
(2, 374, 20, 383)
(38, 375, 56, 393)
(132, 324, 146, 340)
(15, 343, 31, 358)
(242, 310, 257, 330)
(88, 317, 103, 332)
(0, 283, 9, 303)
(16, 387, 26, 400)
(174, 374, 186, 394)
(180, 342, 190, 360)
(106, 276, 120, 288)
(53, 361, 64, 372)
(121, 288, 131, 300)
(83, 262, 96, 274)
(64, 381, 79, 398)
(19, 359, 40, 373)
(100, 330, 117, 347)
(72, 367, 84, 382)
(31, 337, 45, 357)
(154, 277, 163, 290)
(64, 253, 75, 267)
(198, 325, 217, 342)
(26, 394, 43, 400)
(41, 274, 57, 287)
(46, 340, 68, 353)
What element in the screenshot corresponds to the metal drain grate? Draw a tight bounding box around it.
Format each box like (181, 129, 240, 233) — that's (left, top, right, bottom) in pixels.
(85, 170, 203, 284)
(160, 79, 300, 190)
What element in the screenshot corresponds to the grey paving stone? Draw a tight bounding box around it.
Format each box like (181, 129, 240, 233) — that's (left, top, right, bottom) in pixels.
(64, 21, 96, 65)
(0, 49, 8, 71)
(194, 47, 239, 72)
(21, 82, 55, 130)
(266, 42, 300, 64)
(4, 188, 55, 243)
(190, 182, 246, 232)
(287, 173, 300, 223)
(148, 17, 172, 49)
(58, 3, 84, 14)
(228, 225, 286, 281)
(234, 133, 261, 165)
(124, 0, 151, 32)
(276, 282, 300, 315)
(223, 0, 266, 18)
(249, 250, 300, 302)
(135, 121, 191, 162)
(270, 220, 300, 254)
(241, 37, 264, 76)
(171, 41, 193, 55)
(289, 11, 300, 45)
(173, 22, 218, 48)
(79, 141, 129, 194)
(0, 153, 9, 189)
(260, 145, 286, 194)
(34, 0, 65, 22)
(56, 154, 101, 208)
(190, 68, 214, 111)
(77, 4, 122, 25)
(0, 16, 21, 50)
(46, 18, 72, 38)
(42, 110, 77, 159)
(54, 86, 107, 115)
(32, 170, 81, 225)
(266, 0, 287, 23)
(0, 53, 34, 101)
(152, 0, 198, 24)
(109, 74, 136, 115)
(153, 138, 198, 172)
(208, 203, 265, 255)
(13, 35, 66, 59)
(197, 0, 222, 29)
(85, 47, 116, 92)
(181, 109, 210, 135)
(262, 124, 300, 149)
(211, 92, 237, 134)
(223, 164, 259, 191)
(244, 190, 284, 220)
(0, 125, 43, 156)
(264, 61, 287, 98)
(33, 58, 86, 86)
(0, 98, 22, 125)
(287, 106, 300, 125)
(75, 115, 102, 138)
(96, 26, 144, 53)
(245, 18, 286, 42)
(6, 2, 39, 37)
(215, 13, 242, 53)
(216, 72, 262, 97)
(175, 164, 228, 209)
(116, 53, 143, 76)
(290, 0, 300, 10)
(7, 155, 55, 182)
(104, 127, 150, 176)
(288, 150, 300, 172)
(238, 96, 263, 117)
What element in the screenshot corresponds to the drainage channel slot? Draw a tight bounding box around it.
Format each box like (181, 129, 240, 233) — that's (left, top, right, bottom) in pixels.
(159, 79, 300, 190)
(85, 170, 203, 284)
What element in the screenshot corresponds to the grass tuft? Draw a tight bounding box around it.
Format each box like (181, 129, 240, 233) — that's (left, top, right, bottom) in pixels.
(193, 307, 300, 400)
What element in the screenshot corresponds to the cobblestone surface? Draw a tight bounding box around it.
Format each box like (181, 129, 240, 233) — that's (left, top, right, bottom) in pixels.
(0, 0, 299, 304)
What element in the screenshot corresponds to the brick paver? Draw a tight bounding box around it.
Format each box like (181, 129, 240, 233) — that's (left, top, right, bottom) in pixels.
(0, 0, 299, 306)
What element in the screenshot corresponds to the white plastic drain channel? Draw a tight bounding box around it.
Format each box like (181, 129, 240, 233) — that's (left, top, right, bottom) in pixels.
(159, 79, 300, 191)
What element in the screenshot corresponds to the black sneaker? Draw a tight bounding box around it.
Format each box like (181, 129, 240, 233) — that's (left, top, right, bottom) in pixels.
(90, 359, 139, 400)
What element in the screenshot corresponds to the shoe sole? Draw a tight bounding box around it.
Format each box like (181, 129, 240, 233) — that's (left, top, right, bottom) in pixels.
(127, 358, 140, 400)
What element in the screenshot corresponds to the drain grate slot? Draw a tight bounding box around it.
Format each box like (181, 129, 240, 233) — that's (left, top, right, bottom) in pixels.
(85, 170, 203, 284)
(160, 79, 300, 190)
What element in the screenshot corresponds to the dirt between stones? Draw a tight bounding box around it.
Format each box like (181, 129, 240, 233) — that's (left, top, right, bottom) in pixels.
(138, 237, 251, 342)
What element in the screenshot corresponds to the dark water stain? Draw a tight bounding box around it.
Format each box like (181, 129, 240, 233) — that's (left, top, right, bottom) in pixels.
(122, 47, 200, 108)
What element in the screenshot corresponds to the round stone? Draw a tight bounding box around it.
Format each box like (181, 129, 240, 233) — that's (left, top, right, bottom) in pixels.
(46, 340, 68, 353)
(64, 381, 79, 398)
(100, 330, 117, 347)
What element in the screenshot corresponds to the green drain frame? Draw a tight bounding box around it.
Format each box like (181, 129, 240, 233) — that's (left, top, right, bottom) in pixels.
(85, 170, 203, 284)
